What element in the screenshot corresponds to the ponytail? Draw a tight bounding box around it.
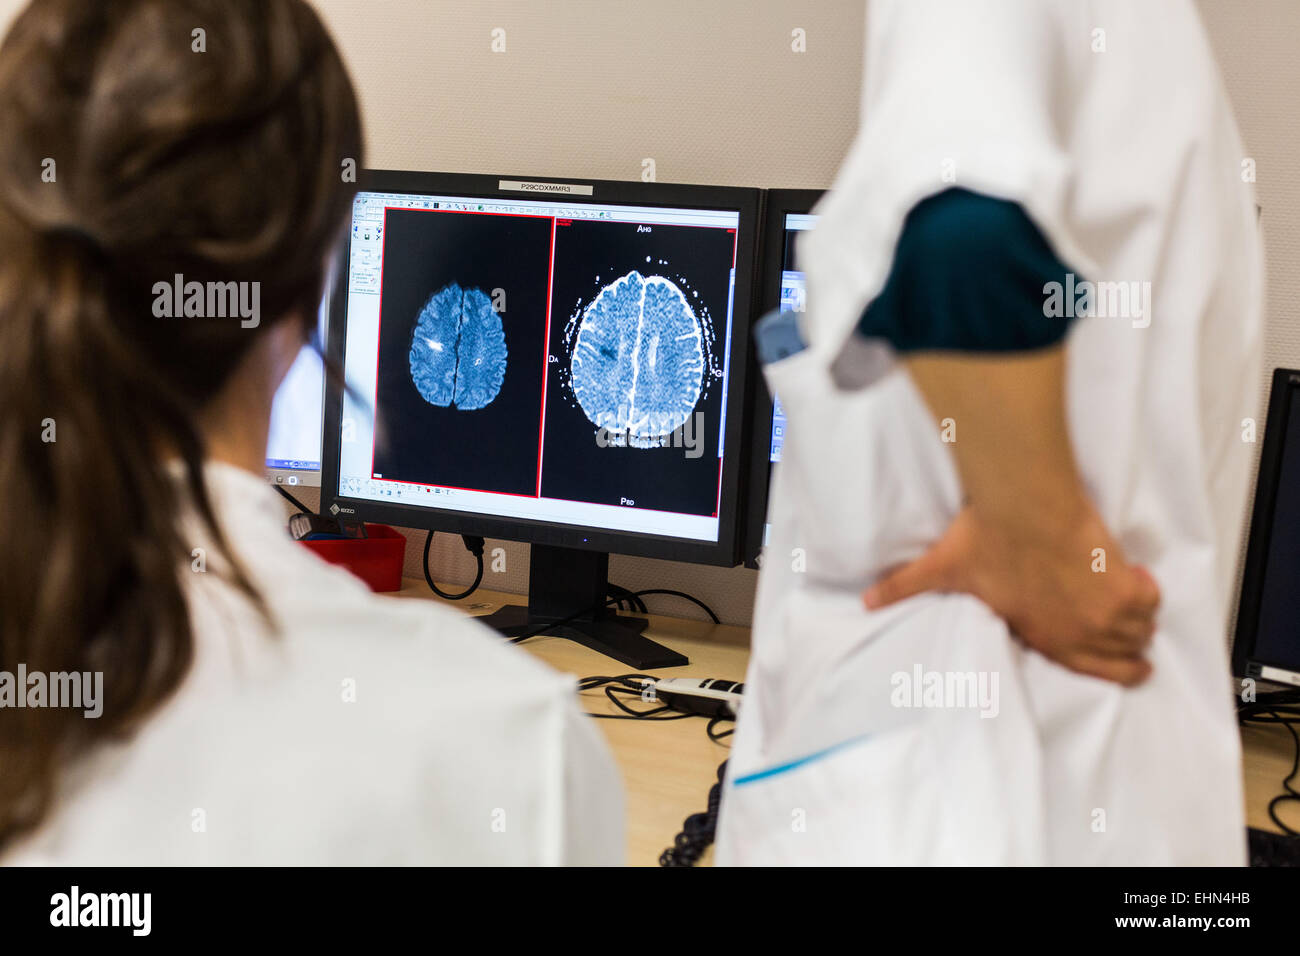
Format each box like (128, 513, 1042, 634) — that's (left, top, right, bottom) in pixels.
(0, 0, 362, 849)
(0, 216, 207, 841)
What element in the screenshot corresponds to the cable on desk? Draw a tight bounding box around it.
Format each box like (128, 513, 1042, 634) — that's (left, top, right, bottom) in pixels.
(578, 675, 694, 721)
(607, 583, 647, 614)
(576, 675, 657, 691)
(509, 587, 718, 646)
(423, 531, 485, 601)
(1237, 690, 1300, 836)
(631, 589, 719, 624)
(577, 674, 736, 864)
(576, 676, 739, 735)
(659, 760, 727, 867)
(706, 715, 734, 744)
(273, 484, 312, 515)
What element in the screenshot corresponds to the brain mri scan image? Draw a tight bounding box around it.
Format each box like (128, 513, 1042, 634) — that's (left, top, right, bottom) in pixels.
(567, 270, 705, 447)
(408, 283, 507, 410)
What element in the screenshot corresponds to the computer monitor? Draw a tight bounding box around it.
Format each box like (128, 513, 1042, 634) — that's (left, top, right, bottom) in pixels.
(321, 170, 759, 666)
(265, 292, 330, 487)
(1233, 367, 1300, 689)
(741, 189, 822, 568)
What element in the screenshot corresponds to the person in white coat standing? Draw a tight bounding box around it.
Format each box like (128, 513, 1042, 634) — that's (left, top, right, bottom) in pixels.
(0, 0, 622, 866)
(718, 0, 1261, 865)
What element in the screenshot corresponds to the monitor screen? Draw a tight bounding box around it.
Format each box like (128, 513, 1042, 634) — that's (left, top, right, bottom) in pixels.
(265, 295, 329, 486)
(741, 205, 818, 566)
(328, 179, 752, 556)
(767, 211, 818, 477)
(1235, 370, 1300, 687)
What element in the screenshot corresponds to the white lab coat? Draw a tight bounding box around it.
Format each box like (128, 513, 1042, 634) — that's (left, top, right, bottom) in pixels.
(4, 463, 623, 865)
(717, 0, 1261, 865)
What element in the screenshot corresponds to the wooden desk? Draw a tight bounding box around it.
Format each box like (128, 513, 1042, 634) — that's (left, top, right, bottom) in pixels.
(1241, 718, 1300, 835)
(392, 578, 1297, 863)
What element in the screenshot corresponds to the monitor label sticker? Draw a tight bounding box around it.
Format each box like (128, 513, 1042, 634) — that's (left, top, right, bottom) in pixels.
(498, 179, 594, 196)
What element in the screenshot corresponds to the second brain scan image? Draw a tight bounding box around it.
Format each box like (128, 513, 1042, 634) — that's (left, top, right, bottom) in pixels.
(541, 218, 736, 517)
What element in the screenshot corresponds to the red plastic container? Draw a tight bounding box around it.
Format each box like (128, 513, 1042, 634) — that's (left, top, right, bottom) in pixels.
(299, 523, 406, 592)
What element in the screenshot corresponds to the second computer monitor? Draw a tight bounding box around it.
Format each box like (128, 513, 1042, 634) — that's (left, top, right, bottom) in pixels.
(1233, 367, 1300, 688)
(743, 189, 822, 568)
(322, 171, 759, 566)
(265, 292, 331, 487)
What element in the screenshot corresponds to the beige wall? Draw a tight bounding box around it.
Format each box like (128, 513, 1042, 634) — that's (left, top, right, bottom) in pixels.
(1200, 0, 1300, 399)
(2, 1, 1296, 627)
(1196, 0, 1300, 635)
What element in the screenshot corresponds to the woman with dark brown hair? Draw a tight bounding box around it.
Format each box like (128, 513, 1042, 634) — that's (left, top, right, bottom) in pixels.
(0, 0, 621, 865)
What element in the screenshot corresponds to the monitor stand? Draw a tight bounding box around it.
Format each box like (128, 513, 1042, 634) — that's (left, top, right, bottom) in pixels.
(478, 544, 688, 669)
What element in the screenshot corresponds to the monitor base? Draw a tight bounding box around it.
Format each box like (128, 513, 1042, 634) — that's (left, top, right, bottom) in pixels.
(477, 544, 689, 669)
(479, 604, 688, 670)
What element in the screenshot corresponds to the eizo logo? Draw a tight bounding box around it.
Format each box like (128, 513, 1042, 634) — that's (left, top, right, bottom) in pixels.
(50, 886, 151, 936)
(329, 503, 340, 515)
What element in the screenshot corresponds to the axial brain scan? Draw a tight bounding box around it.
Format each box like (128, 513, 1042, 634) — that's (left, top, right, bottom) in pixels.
(408, 283, 507, 411)
(569, 270, 704, 446)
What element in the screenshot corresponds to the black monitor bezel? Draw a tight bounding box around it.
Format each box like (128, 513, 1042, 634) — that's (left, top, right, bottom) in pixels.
(320, 169, 760, 567)
(740, 188, 823, 569)
(1232, 366, 1300, 686)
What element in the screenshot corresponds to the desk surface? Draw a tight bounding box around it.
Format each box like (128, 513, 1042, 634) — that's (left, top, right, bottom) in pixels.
(394, 578, 1297, 864)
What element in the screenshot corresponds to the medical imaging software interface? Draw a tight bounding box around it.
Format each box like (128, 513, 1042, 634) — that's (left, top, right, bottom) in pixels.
(266, 296, 329, 475)
(334, 190, 741, 543)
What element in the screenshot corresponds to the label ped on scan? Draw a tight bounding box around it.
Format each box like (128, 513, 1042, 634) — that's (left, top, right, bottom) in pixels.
(498, 179, 594, 196)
